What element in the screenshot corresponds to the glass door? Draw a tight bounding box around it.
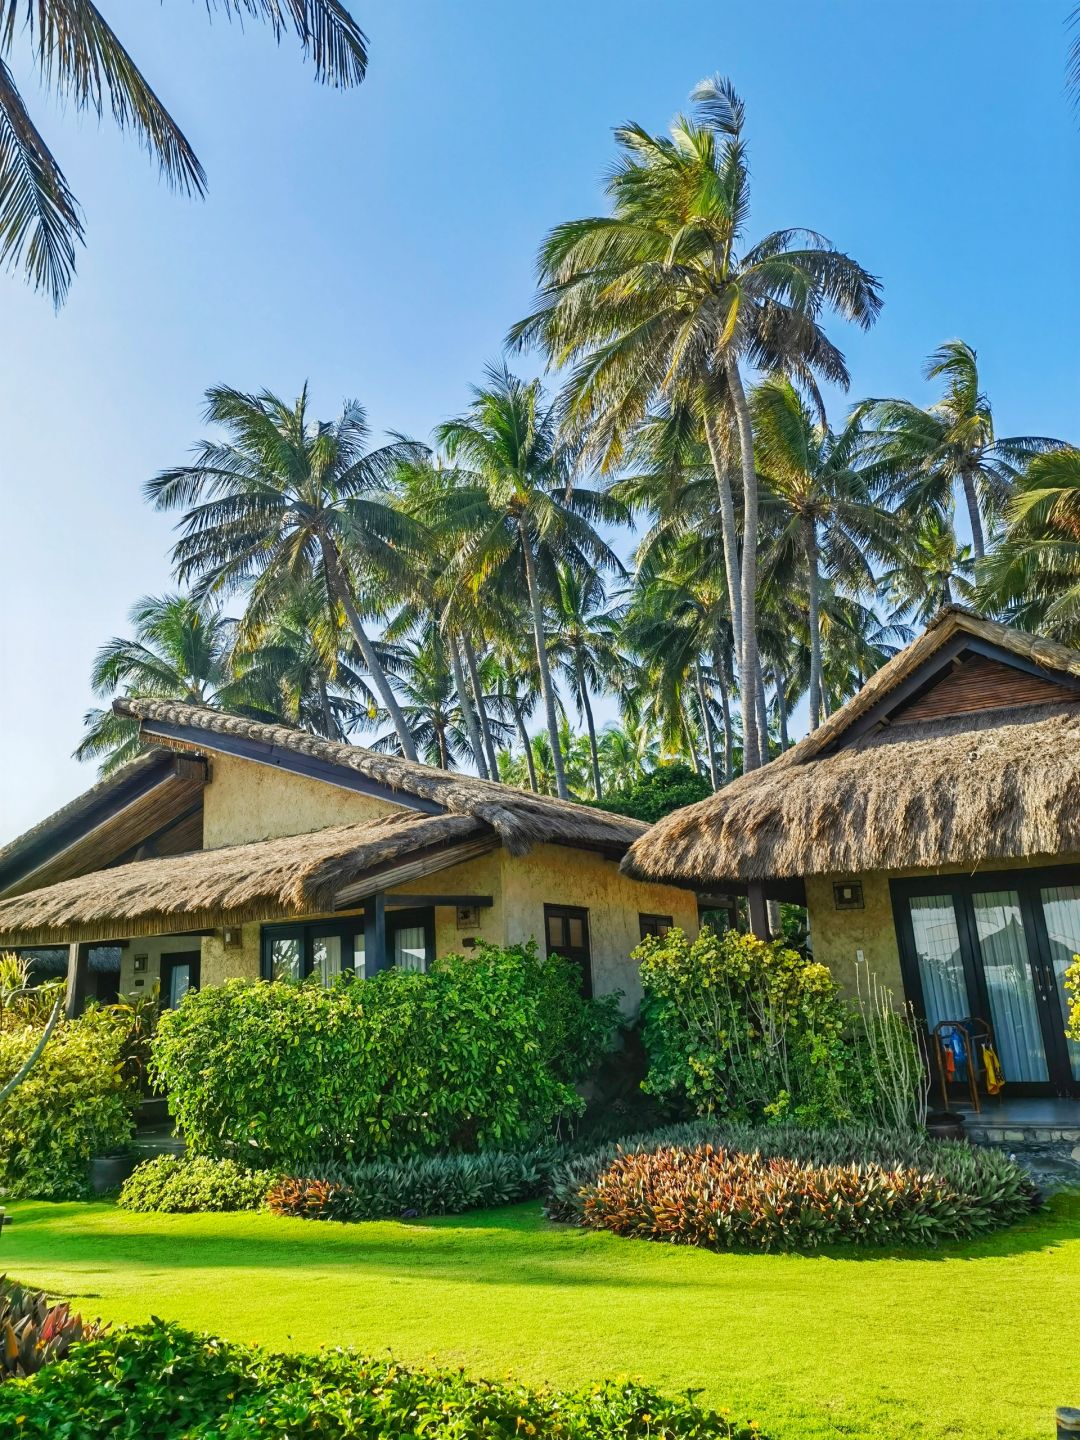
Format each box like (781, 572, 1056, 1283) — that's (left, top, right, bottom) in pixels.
(893, 867, 1080, 1096)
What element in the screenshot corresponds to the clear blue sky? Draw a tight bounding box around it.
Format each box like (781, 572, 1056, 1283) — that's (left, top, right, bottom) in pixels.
(1, 0, 1078, 842)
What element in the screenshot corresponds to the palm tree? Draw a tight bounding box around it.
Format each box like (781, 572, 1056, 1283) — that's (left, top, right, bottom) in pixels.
(232, 582, 372, 740)
(76, 592, 256, 773)
(436, 364, 624, 800)
(548, 565, 624, 800)
(597, 718, 660, 793)
(879, 511, 975, 626)
(977, 446, 1080, 643)
(487, 635, 543, 791)
(751, 376, 898, 730)
(145, 384, 427, 760)
(862, 341, 1061, 560)
(512, 75, 881, 770)
(370, 628, 475, 769)
(1, 0, 367, 306)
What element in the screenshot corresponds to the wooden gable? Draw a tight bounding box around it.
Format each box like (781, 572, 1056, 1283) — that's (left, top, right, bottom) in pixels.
(890, 653, 1079, 725)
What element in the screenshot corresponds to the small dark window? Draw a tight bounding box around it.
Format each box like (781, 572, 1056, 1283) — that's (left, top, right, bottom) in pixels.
(833, 881, 864, 911)
(544, 904, 592, 997)
(639, 913, 673, 941)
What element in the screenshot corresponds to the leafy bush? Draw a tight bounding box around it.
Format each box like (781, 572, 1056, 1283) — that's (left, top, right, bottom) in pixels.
(594, 762, 711, 823)
(0, 1278, 103, 1379)
(1066, 954, 1080, 1040)
(0, 1006, 142, 1199)
(268, 1144, 558, 1222)
(152, 942, 619, 1171)
(577, 1143, 1034, 1251)
(0, 1319, 763, 1438)
(118, 1155, 276, 1213)
(545, 1121, 1039, 1239)
(639, 927, 925, 1128)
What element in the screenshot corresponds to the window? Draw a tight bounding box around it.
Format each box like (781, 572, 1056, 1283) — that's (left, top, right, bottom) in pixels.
(387, 907, 436, 973)
(544, 904, 592, 997)
(261, 920, 364, 985)
(639, 913, 673, 941)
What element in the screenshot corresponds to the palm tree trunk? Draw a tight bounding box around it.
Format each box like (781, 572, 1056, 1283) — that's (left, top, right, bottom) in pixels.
(725, 358, 762, 771)
(319, 536, 418, 762)
(317, 675, 336, 739)
(805, 517, 824, 731)
(681, 699, 705, 777)
(521, 531, 568, 800)
(703, 409, 744, 644)
(755, 654, 770, 764)
(514, 703, 538, 791)
(774, 668, 790, 751)
(961, 470, 986, 559)
(695, 661, 719, 790)
(463, 635, 500, 779)
(575, 650, 604, 800)
(714, 639, 733, 783)
(448, 634, 488, 778)
(436, 721, 449, 770)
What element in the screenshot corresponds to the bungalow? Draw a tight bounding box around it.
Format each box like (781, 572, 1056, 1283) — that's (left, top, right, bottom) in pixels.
(0, 699, 701, 1013)
(623, 608, 1080, 1101)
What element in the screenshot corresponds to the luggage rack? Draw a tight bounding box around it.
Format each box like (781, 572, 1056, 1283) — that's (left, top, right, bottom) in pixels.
(931, 1017, 998, 1114)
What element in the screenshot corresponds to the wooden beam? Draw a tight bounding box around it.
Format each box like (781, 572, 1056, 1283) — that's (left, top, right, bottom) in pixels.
(333, 835, 498, 908)
(65, 942, 90, 1019)
(383, 894, 493, 909)
(747, 883, 771, 941)
(364, 892, 387, 974)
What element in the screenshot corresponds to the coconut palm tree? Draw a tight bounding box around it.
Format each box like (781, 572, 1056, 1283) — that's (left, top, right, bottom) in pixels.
(145, 384, 427, 760)
(879, 511, 975, 626)
(977, 446, 1080, 643)
(548, 565, 625, 800)
(751, 376, 899, 730)
(436, 364, 625, 800)
(597, 717, 661, 793)
(861, 341, 1062, 560)
(512, 75, 881, 770)
(369, 628, 477, 769)
(75, 592, 258, 773)
(2, 0, 367, 306)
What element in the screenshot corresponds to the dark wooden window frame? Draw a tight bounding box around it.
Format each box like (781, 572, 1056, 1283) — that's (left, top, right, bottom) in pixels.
(890, 863, 1080, 1097)
(543, 903, 593, 997)
(385, 906, 437, 972)
(260, 918, 366, 982)
(159, 950, 201, 1009)
(638, 913, 674, 941)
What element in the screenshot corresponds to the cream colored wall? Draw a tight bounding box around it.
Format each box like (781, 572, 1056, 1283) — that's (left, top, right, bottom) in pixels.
(186, 840, 696, 1014)
(807, 850, 1080, 1003)
(498, 842, 699, 1009)
(118, 934, 205, 1001)
(202, 752, 402, 847)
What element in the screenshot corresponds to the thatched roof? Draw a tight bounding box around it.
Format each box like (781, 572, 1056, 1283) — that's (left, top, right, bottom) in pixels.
(623, 609, 1080, 888)
(114, 698, 646, 857)
(0, 811, 489, 946)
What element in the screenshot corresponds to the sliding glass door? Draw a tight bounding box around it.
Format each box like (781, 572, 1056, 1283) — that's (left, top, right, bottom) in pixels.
(893, 866, 1080, 1096)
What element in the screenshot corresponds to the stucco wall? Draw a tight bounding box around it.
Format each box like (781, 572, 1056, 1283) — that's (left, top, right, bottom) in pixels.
(498, 843, 699, 1009)
(808, 850, 1080, 1004)
(202, 753, 401, 847)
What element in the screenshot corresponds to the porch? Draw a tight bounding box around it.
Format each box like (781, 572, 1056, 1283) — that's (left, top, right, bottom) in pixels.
(954, 1095, 1080, 1145)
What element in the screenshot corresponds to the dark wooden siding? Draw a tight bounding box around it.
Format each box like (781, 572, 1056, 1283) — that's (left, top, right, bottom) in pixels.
(894, 656, 1078, 723)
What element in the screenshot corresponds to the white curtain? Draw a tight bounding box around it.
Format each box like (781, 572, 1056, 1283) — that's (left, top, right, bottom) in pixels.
(971, 891, 1047, 1083)
(1040, 885, 1080, 1081)
(312, 935, 342, 988)
(909, 896, 969, 1028)
(394, 925, 427, 972)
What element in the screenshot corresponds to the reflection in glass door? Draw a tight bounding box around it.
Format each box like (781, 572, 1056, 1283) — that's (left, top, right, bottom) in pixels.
(1040, 886, 1080, 1081)
(969, 891, 1047, 1083)
(907, 895, 969, 1028)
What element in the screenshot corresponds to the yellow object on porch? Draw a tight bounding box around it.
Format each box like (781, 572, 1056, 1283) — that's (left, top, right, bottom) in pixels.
(981, 1044, 1005, 1094)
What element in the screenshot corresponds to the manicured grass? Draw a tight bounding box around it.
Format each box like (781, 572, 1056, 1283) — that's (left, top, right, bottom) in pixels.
(3, 1194, 1078, 1440)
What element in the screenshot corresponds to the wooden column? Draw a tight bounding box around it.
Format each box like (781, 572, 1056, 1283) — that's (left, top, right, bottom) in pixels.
(364, 892, 388, 974)
(65, 942, 90, 1019)
(747, 883, 771, 941)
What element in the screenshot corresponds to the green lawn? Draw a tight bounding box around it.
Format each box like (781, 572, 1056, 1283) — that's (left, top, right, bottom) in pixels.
(3, 1194, 1078, 1440)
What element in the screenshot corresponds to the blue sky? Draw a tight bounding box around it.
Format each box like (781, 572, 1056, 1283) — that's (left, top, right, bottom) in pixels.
(1, 0, 1078, 840)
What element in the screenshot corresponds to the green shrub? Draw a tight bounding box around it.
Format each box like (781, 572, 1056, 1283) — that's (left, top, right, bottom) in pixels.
(268, 1144, 558, 1222)
(0, 1319, 763, 1438)
(0, 1006, 142, 1199)
(152, 942, 619, 1171)
(638, 927, 925, 1128)
(545, 1121, 1039, 1238)
(0, 1278, 104, 1379)
(1065, 954, 1080, 1040)
(118, 1154, 276, 1213)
